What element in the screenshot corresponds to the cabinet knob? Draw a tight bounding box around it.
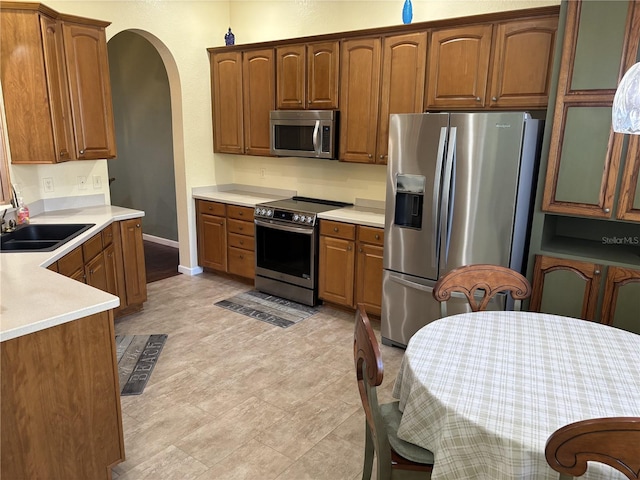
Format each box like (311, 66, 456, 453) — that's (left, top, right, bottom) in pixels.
(368, 154, 372, 159)
(359, 247, 363, 253)
(136, 223, 141, 228)
(79, 149, 85, 154)
(476, 97, 481, 102)
(379, 155, 384, 160)
(492, 96, 498, 101)
(347, 246, 352, 251)
(208, 206, 213, 210)
(604, 208, 610, 213)
(239, 212, 243, 216)
(240, 240, 244, 245)
(239, 254, 244, 259)
(594, 270, 601, 275)
(375, 234, 380, 240)
(89, 269, 94, 275)
(59, 151, 65, 157)
(334, 227, 338, 232)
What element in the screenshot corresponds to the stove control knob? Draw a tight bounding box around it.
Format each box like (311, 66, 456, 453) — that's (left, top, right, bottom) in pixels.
(307, 217, 314, 224)
(267, 209, 273, 217)
(293, 214, 299, 222)
(255, 207, 261, 216)
(300, 215, 306, 223)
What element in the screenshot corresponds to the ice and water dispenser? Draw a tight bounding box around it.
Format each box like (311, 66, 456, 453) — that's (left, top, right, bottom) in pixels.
(394, 174, 425, 229)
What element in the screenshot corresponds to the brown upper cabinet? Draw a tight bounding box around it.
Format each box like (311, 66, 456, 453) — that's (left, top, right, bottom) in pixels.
(0, 2, 116, 164)
(210, 48, 274, 156)
(276, 41, 339, 110)
(426, 16, 557, 110)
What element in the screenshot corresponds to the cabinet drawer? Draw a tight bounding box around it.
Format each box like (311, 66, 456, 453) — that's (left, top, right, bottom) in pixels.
(58, 246, 84, 277)
(320, 220, 356, 240)
(228, 232, 255, 251)
(198, 200, 226, 216)
(228, 246, 255, 279)
(82, 232, 103, 262)
(228, 219, 254, 237)
(227, 205, 254, 221)
(358, 226, 384, 246)
(101, 223, 114, 247)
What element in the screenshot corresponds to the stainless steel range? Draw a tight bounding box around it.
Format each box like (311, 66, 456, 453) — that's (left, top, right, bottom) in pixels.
(254, 196, 352, 306)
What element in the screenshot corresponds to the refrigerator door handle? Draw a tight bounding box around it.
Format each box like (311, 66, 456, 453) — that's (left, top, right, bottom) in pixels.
(432, 127, 448, 269)
(388, 271, 433, 293)
(439, 126, 456, 275)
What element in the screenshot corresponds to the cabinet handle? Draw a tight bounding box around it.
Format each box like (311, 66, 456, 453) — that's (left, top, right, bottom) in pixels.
(368, 154, 372, 159)
(492, 96, 498, 101)
(379, 155, 384, 160)
(604, 208, 610, 213)
(375, 234, 380, 240)
(136, 223, 141, 228)
(334, 227, 339, 232)
(594, 270, 601, 275)
(475, 97, 481, 102)
(79, 149, 85, 154)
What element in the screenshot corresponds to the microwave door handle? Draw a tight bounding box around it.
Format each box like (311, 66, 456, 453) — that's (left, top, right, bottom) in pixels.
(312, 121, 321, 155)
(439, 126, 456, 275)
(432, 127, 447, 270)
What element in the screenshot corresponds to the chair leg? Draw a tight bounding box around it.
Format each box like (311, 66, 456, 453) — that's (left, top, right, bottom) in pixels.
(362, 423, 374, 480)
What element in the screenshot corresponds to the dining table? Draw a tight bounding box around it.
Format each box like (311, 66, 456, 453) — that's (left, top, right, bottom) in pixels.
(392, 311, 640, 480)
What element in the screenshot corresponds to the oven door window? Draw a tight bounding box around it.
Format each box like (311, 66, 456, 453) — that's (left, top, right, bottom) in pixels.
(273, 125, 315, 153)
(256, 225, 312, 279)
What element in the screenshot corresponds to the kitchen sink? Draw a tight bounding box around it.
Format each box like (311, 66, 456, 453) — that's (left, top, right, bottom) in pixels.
(1, 223, 95, 252)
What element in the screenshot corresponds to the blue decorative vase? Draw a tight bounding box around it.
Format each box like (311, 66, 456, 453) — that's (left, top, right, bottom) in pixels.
(224, 28, 235, 46)
(402, 0, 413, 24)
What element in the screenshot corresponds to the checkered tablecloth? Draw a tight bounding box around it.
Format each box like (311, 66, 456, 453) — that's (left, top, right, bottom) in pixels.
(392, 311, 640, 480)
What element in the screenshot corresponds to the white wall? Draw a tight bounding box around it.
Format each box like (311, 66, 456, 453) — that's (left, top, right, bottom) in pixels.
(4, 0, 560, 269)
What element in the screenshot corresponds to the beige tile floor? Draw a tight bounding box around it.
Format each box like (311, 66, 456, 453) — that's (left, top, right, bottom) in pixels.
(111, 272, 407, 480)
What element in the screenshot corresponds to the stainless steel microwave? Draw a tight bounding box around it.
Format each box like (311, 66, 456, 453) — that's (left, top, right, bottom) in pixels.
(269, 110, 338, 159)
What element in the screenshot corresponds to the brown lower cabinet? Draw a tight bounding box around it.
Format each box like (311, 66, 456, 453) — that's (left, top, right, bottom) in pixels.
(53, 219, 147, 318)
(1, 310, 125, 478)
(529, 254, 640, 334)
(196, 200, 255, 281)
(318, 220, 384, 315)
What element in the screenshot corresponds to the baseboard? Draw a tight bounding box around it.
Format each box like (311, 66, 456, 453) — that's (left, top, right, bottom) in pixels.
(179, 265, 203, 276)
(143, 234, 178, 248)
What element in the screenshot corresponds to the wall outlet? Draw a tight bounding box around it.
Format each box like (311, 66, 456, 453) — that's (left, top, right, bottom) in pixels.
(43, 177, 54, 193)
(93, 175, 102, 189)
(78, 176, 87, 190)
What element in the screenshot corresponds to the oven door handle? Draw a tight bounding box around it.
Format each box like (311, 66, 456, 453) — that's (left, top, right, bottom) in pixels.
(255, 218, 314, 235)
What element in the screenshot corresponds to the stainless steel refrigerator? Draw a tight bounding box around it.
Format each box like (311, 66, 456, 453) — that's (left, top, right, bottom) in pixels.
(381, 112, 542, 347)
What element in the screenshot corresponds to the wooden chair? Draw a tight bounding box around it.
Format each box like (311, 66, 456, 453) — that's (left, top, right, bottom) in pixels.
(353, 304, 434, 480)
(432, 264, 532, 317)
(545, 417, 640, 479)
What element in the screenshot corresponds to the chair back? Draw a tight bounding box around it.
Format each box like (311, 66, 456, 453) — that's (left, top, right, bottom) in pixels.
(353, 305, 393, 468)
(545, 417, 640, 480)
(432, 264, 532, 317)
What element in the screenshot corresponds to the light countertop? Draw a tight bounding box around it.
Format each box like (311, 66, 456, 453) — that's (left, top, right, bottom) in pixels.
(0, 205, 144, 342)
(318, 205, 385, 228)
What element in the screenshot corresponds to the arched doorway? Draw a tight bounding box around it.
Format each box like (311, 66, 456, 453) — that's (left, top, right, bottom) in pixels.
(107, 31, 178, 245)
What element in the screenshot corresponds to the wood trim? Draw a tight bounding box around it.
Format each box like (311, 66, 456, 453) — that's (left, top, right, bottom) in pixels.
(207, 6, 560, 54)
(616, 136, 640, 221)
(0, 2, 111, 27)
(600, 266, 640, 325)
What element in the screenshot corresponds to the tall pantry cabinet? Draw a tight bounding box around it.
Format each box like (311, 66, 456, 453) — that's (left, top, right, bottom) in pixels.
(0, 2, 117, 163)
(528, 0, 640, 334)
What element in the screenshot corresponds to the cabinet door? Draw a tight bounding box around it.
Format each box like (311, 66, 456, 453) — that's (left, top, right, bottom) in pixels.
(339, 38, 381, 163)
(601, 267, 640, 334)
(198, 214, 227, 271)
(307, 41, 339, 109)
(377, 32, 427, 164)
(542, 0, 637, 218)
(85, 250, 108, 291)
(616, 135, 640, 221)
(243, 48, 275, 156)
(318, 235, 355, 307)
(356, 243, 384, 316)
(227, 246, 255, 279)
(276, 44, 305, 109)
(40, 15, 74, 162)
(62, 22, 116, 160)
(426, 25, 492, 109)
(489, 17, 557, 108)
(103, 243, 120, 298)
(119, 218, 147, 305)
(211, 51, 244, 154)
(529, 255, 602, 320)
